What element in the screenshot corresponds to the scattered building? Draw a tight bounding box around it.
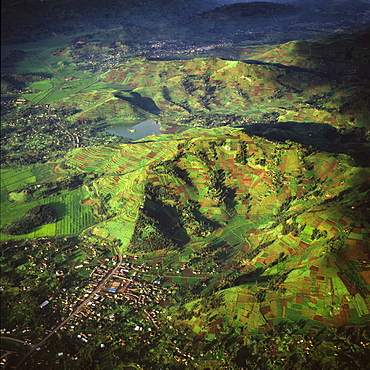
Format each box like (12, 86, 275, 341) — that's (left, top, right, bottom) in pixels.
(39, 300, 50, 308)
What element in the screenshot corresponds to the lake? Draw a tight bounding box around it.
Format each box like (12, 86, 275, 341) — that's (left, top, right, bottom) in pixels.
(106, 119, 163, 140)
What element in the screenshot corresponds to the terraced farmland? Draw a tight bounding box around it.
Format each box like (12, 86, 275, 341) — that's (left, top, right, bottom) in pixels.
(61, 127, 369, 334)
(0, 166, 96, 240)
(48, 33, 370, 133)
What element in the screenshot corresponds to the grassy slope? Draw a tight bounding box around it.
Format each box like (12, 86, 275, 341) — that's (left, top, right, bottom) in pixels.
(51, 35, 370, 130)
(0, 164, 96, 240)
(63, 127, 370, 334)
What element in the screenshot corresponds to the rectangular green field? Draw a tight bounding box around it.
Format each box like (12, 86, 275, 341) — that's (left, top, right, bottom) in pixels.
(1, 167, 96, 241)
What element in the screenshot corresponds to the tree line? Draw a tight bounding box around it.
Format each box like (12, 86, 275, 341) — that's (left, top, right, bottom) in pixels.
(2, 204, 57, 235)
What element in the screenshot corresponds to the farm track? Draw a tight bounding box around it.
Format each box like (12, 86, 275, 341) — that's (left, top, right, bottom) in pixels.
(32, 54, 64, 80)
(0, 336, 33, 347)
(63, 77, 101, 99)
(34, 80, 65, 105)
(47, 104, 79, 149)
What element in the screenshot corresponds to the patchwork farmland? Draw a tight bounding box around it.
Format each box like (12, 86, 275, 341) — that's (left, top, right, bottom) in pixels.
(50, 50, 370, 132)
(0, 166, 96, 240)
(1, 20, 370, 368)
(43, 127, 370, 335)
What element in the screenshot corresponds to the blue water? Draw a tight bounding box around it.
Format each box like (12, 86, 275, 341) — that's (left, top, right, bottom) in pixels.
(106, 119, 162, 140)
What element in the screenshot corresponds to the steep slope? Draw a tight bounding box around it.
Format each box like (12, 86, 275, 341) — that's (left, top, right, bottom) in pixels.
(66, 127, 370, 334)
(52, 45, 370, 133)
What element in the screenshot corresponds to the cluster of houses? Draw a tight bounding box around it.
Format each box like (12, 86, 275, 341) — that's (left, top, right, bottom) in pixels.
(148, 40, 233, 59)
(38, 256, 172, 343)
(2, 238, 208, 366)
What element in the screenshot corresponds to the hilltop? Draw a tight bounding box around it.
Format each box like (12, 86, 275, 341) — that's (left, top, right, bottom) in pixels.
(293, 0, 370, 13)
(1, 12, 370, 369)
(59, 126, 370, 366)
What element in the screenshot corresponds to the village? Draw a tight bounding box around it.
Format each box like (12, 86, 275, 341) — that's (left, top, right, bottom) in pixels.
(0, 239, 194, 367)
(0, 95, 128, 168)
(0, 232, 221, 365)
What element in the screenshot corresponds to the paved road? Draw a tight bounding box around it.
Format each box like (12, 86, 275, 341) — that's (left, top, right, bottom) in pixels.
(15, 249, 123, 369)
(0, 336, 33, 347)
(47, 104, 79, 148)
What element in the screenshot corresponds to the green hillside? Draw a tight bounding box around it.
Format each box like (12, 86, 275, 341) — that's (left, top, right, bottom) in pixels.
(48, 28, 370, 132)
(64, 128, 370, 335)
(1, 15, 370, 369)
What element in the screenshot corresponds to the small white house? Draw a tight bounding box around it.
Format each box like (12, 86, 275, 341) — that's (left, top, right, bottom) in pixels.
(39, 300, 49, 308)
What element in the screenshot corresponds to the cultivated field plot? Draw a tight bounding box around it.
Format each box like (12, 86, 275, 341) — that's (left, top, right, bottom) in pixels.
(47, 53, 369, 131)
(0, 167, 38, 233)
(66, 140, 179, 174)
(0, 166, 96, 241)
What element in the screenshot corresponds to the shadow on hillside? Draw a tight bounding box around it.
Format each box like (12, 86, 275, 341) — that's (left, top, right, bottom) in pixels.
(114, 91, 161, 115)
(242, 121, 370, 167)
(243, 59, 321, 75)
(233, 267, 267, 287)
(47, 201, 67, 222)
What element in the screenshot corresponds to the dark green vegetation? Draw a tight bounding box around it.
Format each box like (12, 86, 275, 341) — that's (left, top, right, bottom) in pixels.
(1, 1, 370, 368)
(2, 0, 368, 46)
(1, 204, 57, 235)
(0, 236, 114, 366)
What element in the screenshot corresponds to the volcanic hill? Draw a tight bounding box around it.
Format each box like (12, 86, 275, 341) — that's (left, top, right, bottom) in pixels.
(64, 127, 370, 335)
(1, 11, 370, 369)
